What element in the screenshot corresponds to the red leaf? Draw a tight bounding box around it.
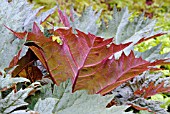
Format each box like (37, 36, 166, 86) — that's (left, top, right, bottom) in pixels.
(56, 28, 132, 90)
(134, 82, 170, 98)
(17, 23, 130, 88)
(12, 49, 37, 77)
(12, 23, 167, 95)
(127, 103, 154, 113)
(18, 66, 43, 82)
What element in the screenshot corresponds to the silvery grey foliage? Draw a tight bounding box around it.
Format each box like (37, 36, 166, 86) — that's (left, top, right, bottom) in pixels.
(0, 73, 30, 90)
(32, 79, 132, 114)
(134, 44, 170, 62)
(0, 88, 33, 113)
(0, 78, 132, 114)
(97, 7, 164, 58)
(70, 6, 102, 34)
(0, 0, 56, 71)
(34, 98, 58, 114)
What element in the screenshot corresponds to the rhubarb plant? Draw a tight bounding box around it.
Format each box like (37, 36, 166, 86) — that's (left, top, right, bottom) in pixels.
(12, 15, 169, 95)
(1, 1, 170, 113)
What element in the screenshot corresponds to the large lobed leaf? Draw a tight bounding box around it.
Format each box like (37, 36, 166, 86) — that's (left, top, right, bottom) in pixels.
(12, 23, 169, 95)
(59, 6, 165, 42)
(34, 98, 58, 114)
(12, 23, 130, 93)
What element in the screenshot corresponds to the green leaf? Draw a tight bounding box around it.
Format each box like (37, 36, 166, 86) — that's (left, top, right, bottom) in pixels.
(151, 94, 164, 102)
(54, 80, 131, 114)
(0, 88, 33, 113)
(151, 94, 170, 110)
(40, 83, 53, 99)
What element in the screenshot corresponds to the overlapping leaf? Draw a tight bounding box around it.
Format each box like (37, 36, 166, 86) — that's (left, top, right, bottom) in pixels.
(75, 51, 169, 95)
(12, 49, 38, 77)
(12, 22, 169, 95)
(13, 23, 130, 91)
(11, 49, 43, 82)
(34, 98, 58, 114)
(59, 6, 164, 44)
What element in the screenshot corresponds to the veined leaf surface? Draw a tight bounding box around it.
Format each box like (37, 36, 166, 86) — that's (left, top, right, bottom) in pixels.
(12, 23, 168, 95)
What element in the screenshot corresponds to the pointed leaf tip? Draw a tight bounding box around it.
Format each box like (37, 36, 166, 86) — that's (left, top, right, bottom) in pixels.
(32, 22, 42, 35)
(58, 8, 70, 27)
(4, 25, 27, 39)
